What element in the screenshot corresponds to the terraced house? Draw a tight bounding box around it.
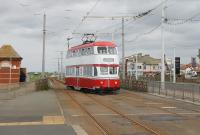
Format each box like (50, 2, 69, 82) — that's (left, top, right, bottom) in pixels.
(0, 45, 22, 84)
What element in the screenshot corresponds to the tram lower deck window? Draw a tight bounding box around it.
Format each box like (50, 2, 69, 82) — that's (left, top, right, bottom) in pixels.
(100, 67, 108, 75)
(109, 67, 117, 74)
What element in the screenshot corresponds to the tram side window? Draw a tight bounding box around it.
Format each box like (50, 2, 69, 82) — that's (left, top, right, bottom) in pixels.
(98, 47, 107, 54)
(100, 67, 108, 75)
(83, 66, 93, 76)
(66, 67, 75, 76)
(94, 67, 97, 76)
(108, 47, 117, 54)
(109, 67, 117, 74)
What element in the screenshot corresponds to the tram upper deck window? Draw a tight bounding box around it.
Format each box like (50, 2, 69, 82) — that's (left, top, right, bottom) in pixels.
(98, 47, 107, 54)
(108, 47, 117, 54)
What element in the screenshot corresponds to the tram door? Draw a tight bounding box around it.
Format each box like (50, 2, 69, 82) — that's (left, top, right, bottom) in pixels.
(76, 67, 80, 88)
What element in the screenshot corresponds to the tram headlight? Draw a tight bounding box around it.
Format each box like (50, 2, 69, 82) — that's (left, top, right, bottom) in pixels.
(115, 81, 118, 85)
(100, 81, 104, 85)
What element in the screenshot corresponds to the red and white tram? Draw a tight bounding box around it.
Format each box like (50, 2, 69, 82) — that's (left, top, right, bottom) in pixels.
(65, 41, 120, 93)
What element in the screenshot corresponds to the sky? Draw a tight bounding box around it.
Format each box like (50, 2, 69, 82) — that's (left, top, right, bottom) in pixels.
(0, 0, 200, 72)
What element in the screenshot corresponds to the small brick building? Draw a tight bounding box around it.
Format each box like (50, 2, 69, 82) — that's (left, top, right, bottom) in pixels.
(0, 45, 22, 84)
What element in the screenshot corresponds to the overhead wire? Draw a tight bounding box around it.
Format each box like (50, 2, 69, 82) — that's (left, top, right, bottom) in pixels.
(72, 0, 101, 33)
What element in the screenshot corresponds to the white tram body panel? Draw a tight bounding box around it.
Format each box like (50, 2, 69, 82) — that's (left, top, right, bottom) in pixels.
(65, 41, 120, 91)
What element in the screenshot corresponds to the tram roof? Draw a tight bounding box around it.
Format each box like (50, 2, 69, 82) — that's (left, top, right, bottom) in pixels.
(69, 41, 116, 51)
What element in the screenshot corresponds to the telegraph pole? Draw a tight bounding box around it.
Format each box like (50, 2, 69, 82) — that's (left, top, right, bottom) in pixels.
(161, 1, 165, 84)
(42, 13, 46, 78)
(122, 17, 125, 79)
(57, 51, 64, 80)
(173, 47, 176, 83)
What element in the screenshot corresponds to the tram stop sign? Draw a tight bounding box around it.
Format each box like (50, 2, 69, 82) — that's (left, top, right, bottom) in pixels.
(175, 57, 180, 75)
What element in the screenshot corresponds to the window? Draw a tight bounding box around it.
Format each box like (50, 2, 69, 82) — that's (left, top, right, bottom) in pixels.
(81, 48, 86, 55)
(87, 47, 94, 55)
(138, 66, 142, 69)
(98, 47, 107, 54)
(108, 47, 117, 54)
(94, 67, 98, 76)
(83, 66, 93, 76)
(109, 67, 117, 74)
(66, 67, 75, 76)
(100, 67, 108, 75)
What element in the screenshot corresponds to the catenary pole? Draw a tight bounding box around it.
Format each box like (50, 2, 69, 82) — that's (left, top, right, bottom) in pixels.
(161, 1, 165, 84)
(42, 12, 46, 78)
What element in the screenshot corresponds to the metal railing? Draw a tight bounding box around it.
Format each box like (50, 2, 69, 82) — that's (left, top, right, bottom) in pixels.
(147, 81, 200, 103)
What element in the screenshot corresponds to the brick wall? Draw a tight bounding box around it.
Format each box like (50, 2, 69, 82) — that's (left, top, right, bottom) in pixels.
(0, 68, 20, 83)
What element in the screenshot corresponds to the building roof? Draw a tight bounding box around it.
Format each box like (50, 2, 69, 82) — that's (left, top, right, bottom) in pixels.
(181, 64, 200, 72)
(0, 45, 22, 60)
(126, 53, 161, 65)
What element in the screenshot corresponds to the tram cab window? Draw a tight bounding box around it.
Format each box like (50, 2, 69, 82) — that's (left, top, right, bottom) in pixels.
(108, 47, 117, 54)
(100, 67, 108, 75)
(98, 47, 107, 54)
(109, 67, 117, 74)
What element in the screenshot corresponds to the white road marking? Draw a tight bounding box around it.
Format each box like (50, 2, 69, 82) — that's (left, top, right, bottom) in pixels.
(161, 106, 177, 109)
(93, 113, 119, 116)
(125, 113, 171, 116)
(145, 102, 162, 105)
(178, 112, 200, 115)
(71, 114, 82, 117)
(72, 125, 88, 135)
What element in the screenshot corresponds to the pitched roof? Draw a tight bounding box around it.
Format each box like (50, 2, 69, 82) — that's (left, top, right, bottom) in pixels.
(0, 45, 22, 59)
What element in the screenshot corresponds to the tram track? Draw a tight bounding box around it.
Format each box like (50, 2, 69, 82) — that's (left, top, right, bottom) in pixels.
(50, 78, 109, 135)
(78, 92, 168, 135)
(65, 90, 110, 135)
(51, 78, 168, 135)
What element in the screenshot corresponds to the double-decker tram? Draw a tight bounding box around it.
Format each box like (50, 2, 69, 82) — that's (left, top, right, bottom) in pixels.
(65, 41, 120, 94)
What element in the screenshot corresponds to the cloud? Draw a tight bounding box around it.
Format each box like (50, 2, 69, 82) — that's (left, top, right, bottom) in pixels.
(0, 0, 200, 72)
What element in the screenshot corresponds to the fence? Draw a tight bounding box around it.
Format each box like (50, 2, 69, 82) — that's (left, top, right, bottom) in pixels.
(121, 79, 148, 92)
(147, 81, 200, 103)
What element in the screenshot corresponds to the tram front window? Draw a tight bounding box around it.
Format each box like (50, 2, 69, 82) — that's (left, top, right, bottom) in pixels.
(108, 47, 117, 54)
(98, 47, 107, 54)
(100, 67, 108, 75)
(109, 67, 117, 74)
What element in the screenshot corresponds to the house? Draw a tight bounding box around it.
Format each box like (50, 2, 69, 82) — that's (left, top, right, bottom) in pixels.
(0, 45, 22, 84)
(125, 53, 161, 77)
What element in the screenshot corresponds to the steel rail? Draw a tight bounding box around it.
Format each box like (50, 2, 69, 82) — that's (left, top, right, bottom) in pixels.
(85, 94, 165, 135)
(49, 78, 110, 135)
(65, 90, 110, 135)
